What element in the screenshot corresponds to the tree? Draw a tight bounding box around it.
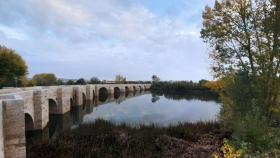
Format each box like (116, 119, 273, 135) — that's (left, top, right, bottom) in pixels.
(66, 80, 75, 85)
(89, 77, 100, 84)
(198, 79, 208, 86)
(76, 78, 86, 85)
(32, 73, 57, 86)
(0, 45, 28, 88)
(201, 0, 280, 113)
(56, 79, 65, 85)
(201, 1, 280, 152)
(115, 74, 126, 84)
(152, 75, 160, 82)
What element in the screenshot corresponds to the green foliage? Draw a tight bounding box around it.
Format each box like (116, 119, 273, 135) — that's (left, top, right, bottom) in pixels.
(201, 0, 280, 155)
(56, 79, 64, 85)
(201, 0, 280, 113)
(151, 80, 212, 92)
(66, 80, 75, 85)
(201, 0, 280, 78)
(0, 45, 28, 88)
(218, 72, 280, 155)
(76, 78, 86, 85)
(89, 77, 100, 84)
(32, 73, 57, 86)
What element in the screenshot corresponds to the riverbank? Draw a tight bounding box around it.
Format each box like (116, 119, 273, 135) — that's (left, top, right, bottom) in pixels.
(27, 120, 231, 158)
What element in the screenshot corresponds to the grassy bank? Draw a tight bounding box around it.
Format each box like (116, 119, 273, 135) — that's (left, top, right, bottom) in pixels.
(27, 120, 231, 158)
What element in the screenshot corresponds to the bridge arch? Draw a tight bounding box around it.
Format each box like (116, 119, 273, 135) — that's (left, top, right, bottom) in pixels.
(114, 87, 121, 99)
(99, 87, 108, 95)
(70, 98, 74, 107)
(139, 86, 142, 91)
(92, 90, 95, 104)
(133, 86, 136, 92)
(114, 87, 121, 94)
(99, 87, 108, 102)
(25, 113, 34, 131)
(82, 92, 86, 110)
(49, 99, 58, 114)
(125, 86, 129, 93)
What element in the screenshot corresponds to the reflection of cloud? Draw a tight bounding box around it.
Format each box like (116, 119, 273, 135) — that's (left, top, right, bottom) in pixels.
(0, 0, 214, 80)
(83, 93, 220, 126)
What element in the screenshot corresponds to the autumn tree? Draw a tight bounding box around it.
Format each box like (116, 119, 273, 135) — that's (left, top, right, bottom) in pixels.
(115, 75, 126, 84)
(201, 0, 280, 113)
(0, 45, 28, 88)
(32, 73, 57, 86)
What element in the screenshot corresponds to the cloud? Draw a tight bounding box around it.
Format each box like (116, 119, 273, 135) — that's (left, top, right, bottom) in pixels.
(0, 0, 214, 81)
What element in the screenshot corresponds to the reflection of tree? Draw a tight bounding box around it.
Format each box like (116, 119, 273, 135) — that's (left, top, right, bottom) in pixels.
(151, 94, 160, 103)
(151, 91, 219, 102)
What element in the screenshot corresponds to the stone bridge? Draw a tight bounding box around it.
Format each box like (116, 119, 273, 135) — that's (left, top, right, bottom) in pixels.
(0, 83, 151, 158)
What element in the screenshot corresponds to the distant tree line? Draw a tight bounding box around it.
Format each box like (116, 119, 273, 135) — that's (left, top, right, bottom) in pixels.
(29, 74, 151, 86)
(150, 80, 213, 93)
(29, 75, 102, 86)
(150, 75, 213, 93)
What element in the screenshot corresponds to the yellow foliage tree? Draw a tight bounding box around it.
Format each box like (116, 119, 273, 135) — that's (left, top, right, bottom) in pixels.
(0, 45, 28, 88)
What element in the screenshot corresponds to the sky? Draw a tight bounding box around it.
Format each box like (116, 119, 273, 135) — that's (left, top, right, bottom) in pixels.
(0, 0, 215, 81)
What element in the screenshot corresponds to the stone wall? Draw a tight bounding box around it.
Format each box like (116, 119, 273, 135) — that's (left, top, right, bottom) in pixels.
(2, 97, 26, 158)
(0, 100, 4, 158)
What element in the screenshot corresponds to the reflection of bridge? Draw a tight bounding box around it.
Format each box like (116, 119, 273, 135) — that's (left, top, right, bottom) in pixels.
(96, 90, 149, 105)
(27, 91, 149, 146)
(0, 84, 150, 158)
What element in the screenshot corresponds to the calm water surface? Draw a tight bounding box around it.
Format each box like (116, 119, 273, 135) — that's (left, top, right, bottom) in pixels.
(83, 92, 220, 126)
(26, 91, 220, 147)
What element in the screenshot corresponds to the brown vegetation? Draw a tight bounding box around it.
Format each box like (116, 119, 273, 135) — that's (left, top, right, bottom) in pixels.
(27, 120, 231, 158)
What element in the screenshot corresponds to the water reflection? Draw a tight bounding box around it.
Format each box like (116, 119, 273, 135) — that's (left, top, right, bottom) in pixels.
(151, 94, 160, 103)
(83, 92, 220, 127)
(26, 91, 220, 150)
(152, 91, 220, 102)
